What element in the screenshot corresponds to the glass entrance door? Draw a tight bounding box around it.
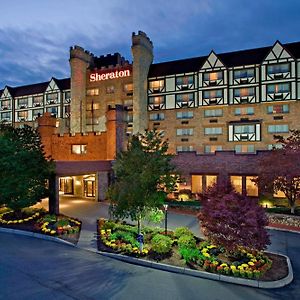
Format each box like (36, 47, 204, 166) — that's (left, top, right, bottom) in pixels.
(84, 177, 95, 197)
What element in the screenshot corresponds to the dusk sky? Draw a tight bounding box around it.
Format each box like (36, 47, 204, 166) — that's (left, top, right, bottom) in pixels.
(1, 0, 300, 89)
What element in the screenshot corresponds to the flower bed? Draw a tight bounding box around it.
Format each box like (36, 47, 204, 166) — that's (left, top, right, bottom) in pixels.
(268, 213, 300, 228)
(98, 219, 278, 280)
(0, 209, 41, 225)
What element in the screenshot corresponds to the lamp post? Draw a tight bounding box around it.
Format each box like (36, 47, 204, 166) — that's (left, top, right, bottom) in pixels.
(163, 204, 168, 235)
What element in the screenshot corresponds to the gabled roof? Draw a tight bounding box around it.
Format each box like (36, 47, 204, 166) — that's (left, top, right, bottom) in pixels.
(149, 41, 300, 77)
(0, 78, 70, 98)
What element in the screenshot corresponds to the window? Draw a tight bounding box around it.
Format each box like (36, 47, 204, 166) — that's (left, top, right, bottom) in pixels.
(191, 175, 217, 193)
(106, 85, 114, 94)
(267, 144, 283, 150)
(267, 83, 290, 94)
(87, 89, 99, 96)
(71, 145, 87, 155)
(17, 98, 28, 109)
(33, 95, 43, 107)
(124, 99, 133, 107)
(204, 127, 222, 135)
(124, 83, 133, 93)
(246, 176, 258, 196)
(176, 93, 194, 103)
(231, 176, 242, 194)
(176, 75, 194, 86)
(125, 111, 133, 123)
(64, 91, 71, 102)
(203, 71, 223, 81)
(268, 124, 289, 133)
(149, 80, 164, 91)
(17, 111, 28, 121)
(46, 93, 58, 103)
(235, 145, 255, 153)
(234, 107, 254, 115)
(267, 104, 289, 114)
(176, 111, 194, 119)
(148, 96, 165, 105)
(64, 106, 70, 117)
(204, 145, 222, 153)
(203, 89, 223, 99)
(234, 87, 255, 97)
(233, 68, 254, 79)
(86, 102, 100, 111)
(1, 112, 11, 121)
(267, 63, 290, 75)
(204, 109, 223, 117)
(33, 109, 44, 119)
(1, 100, 11, 109)
(149, 113, 165, 121)
(234, 125, 255, 134)
(176, 145, 194, 153)
(46, 106, 58, 117)
(176, 128, 194, 136)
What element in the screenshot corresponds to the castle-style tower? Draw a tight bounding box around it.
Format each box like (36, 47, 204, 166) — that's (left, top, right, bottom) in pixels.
(131, 31, 153, 134)
(69, 46, 94, 134)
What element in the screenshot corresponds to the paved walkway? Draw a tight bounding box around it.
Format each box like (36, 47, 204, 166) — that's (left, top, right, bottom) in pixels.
(36, 196, 202, 252)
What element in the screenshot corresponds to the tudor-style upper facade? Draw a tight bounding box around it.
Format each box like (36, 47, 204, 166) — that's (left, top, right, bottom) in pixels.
(147, 40, 300, 154)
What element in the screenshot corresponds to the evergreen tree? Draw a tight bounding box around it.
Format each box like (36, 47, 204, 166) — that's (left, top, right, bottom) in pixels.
(0, 123, 52, 215)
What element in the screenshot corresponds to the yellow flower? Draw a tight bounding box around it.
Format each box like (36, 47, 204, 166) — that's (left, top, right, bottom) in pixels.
(241, 264, 248, 268)
(50, 230, 56, 234)
(220, 263, 228, 267)
(230, 265, 236, 270)
(203, 253, 210, 258)
(248, 262, 254, 266)
(18, 220, 24, 223)
(143, 249, 149, 254)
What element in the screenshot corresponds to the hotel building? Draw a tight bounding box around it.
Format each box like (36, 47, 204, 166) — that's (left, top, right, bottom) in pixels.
(1, 31, 300, 208)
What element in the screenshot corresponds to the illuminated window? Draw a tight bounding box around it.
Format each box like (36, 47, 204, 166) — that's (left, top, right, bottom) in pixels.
(176, 75, 194, 86)
(176, 145, 194, 153)
(86, 89, 99, 96)
(234, 107, 254, 115)
(233, 68, 254, 79)
(191, 175, 217, 193)
(17, 111, 28, 121)
(267, 83, 290, 94)
(177, 111, 193, 119)
(86, 102, 100, 111)
(234, 87, 255, 97)
(204, 127, 222, 135)
(106, 85, 114, 94)
(124, 83, 133, 93)
(204, 145, 222, 153)
(204, 109, 223, 117)
(149, 80, 164, 91)
(71, 145, 87, 155)
(231, 176, 242, 194)
(176, 128, 193, 136)
(246, 176, 258, 196)
(235, 145, 255, 153)
(148, 96, 165, 105)
(267, 104, 289, 114)
(149, 113, 165, 121)
(268, 124, 289, 133)
(204, 72, 223, 81)
(1, 100, 11, 110)
(267, 63, 290, 75)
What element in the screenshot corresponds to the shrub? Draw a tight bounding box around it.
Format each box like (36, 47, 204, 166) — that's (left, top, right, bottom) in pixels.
(41, 214, 57, 223)
(179, 247, 201, 263)
(102, 221, 117, 230)
(174, 227, 193, 239)
(151, 234, 172, 254)
(178, 235, 197, 249)
(56, 219, 70, 227)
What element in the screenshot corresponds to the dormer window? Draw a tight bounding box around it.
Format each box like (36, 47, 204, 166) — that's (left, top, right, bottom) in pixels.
(1, 100, 11, 110)
(267, 63, 290, 75)
(204, 71, 223, 82)
(33, 95, 43, 107)
(46, 92, 58, 104)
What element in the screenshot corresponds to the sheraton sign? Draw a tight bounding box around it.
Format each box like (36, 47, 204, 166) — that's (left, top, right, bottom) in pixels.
(90, 69, 131, 82)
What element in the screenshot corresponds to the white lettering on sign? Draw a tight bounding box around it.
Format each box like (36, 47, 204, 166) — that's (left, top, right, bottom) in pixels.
(90, 70, 131, 82)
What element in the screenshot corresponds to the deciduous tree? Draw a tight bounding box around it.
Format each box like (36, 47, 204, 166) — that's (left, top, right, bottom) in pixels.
(198, 183, 270, 252)
(256, 130, 300, 214)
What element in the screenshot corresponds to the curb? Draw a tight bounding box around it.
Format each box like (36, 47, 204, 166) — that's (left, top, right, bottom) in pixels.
(0, 227, 75, 247)
(266, 226, 300, 234)
(96, 250, 293, 289)
(0, 227, 294, 289)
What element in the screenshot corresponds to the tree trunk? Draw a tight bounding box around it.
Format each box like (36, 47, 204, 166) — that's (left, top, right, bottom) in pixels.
(137, 214, 143, 252)
(291, 203, 296, 214)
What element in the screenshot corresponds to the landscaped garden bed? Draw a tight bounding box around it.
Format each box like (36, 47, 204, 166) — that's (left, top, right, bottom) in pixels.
(0, 207, 81, 244)
(97, 219, 288, 282)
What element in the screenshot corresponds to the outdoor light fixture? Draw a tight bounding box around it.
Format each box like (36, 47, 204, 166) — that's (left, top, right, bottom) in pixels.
(163, 204, 168, 235)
